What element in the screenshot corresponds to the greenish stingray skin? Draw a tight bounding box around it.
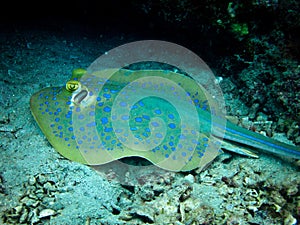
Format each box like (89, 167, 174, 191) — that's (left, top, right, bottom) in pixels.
(30, 69, 300, 171)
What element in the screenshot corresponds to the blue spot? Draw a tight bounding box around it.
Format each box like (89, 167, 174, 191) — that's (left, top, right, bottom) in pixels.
(145, 128, 150, 132)
(165, 154, 169, 158)
(154, 109, 161, 114)
(96, 97, 101, 101)
(101, 117, 108, 125)
(72, 135, 76, 139)
(87, 122, 96, 127)
(105, 136, 111, 140)
(168, 123, 176, 129)
(76, 107, 81, 112)
(163, 145, 168, 150)
(179, 134, 186, 139)
(52, 97, 57, 100)
(57, 108, 62, 112)
(103, 93, 111, 99)
(78, 140, 83, 144)
(89, 111, 95, 116)
(142, 115, 150, 120)
(169, 141, 174, 146)
(58, 126, 62, 130)
(203, 143, 209, 147)
(135, 117, 142, 122)
(194, 99, 199, 103)
(65, 137, 69, 141)
(68, 127, 73, 131)
(192, 139, 199, 144)
(155, 133, 163, 138)
(119, 102, 127, 107)
(115, 129, 123, 133)
(80, 127, 85, 131)
(50, 124, 55, 127)
(93, 136, 98, 141)
(151, 122, 159, 127)
(202, 137, 208, 141)
(168, 114, 174, 119)
(172, 155, 177, 160)
(138, 101, 144, 107)
(78, 114, 84, 120)
(82, 135, 87, 140)
(98, 102, 104, 107)
(121, 115, 130, 120)
(103, 106, 111, 112)
(66, 101, 71, 105)
(55, 118, 60, 122)
(45, 101, 49, 105)
(89, 91, 93, 96)
(202, 105, 208, 110)
(181, 152, 187, 157)
(104, 127, 113, 132)
(130, 127, 137, 131)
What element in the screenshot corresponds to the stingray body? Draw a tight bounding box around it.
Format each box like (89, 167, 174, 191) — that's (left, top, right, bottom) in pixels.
(30, 69, 300, 171)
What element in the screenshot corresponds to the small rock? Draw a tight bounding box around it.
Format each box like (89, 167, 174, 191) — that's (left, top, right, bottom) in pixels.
(38, 209, 56, 219)
(36, 174, 47, 185)
(19, 208, 28, 223)
(131, 206, 155, 223)
(184, 174, 195, 184)
(284, 214, 297, 225)
(28, 176, 36, 186)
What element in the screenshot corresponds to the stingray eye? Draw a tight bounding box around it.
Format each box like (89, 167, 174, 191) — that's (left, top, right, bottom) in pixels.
(66, 80, 80, 92)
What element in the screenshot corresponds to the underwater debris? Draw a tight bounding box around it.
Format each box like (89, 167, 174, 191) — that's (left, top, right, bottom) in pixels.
(1, 174, 61, 224)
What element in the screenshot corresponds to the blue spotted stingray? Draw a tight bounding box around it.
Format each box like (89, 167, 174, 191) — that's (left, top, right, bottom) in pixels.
(30, 68, 300, 171)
